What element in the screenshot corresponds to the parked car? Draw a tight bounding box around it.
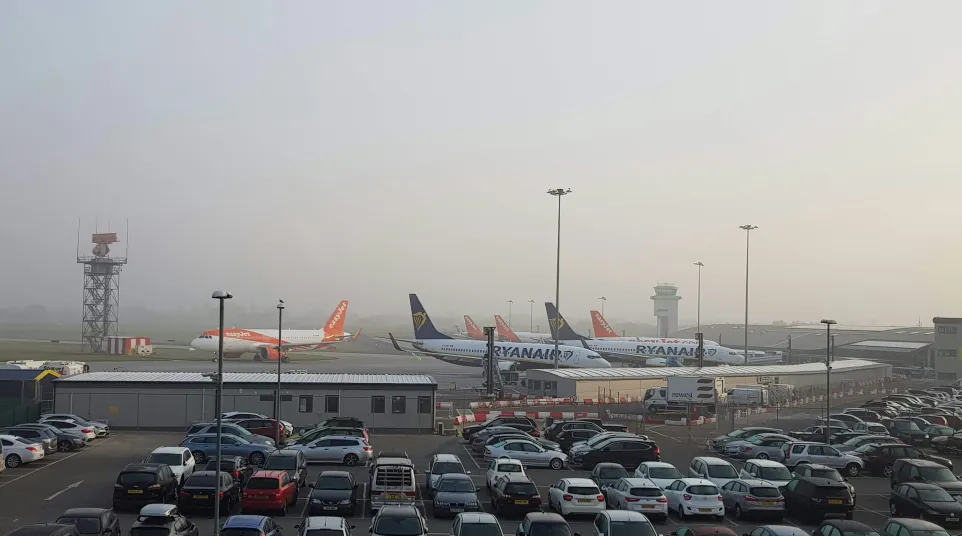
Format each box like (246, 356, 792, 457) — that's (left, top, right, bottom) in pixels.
(15, 423, 87, 452)
(180, 433, 276, 465)
(572, 437, 659, 470)
(484, 439, 567, 469)
(546, 478, 605, 517)
(288, 427, 368, 446)
(634, 461, 684, 489)
(485, 457, 526, 490)
(463, 417, 539, 441)
(3, 526, 79, 536)
(205, 456, 254, 488)
(307, 470, 358, 516)
(543, 420, 603, 442)
(178, 470, 241, 514)
(450, 513, 502, 536)
(835, 435, 900, 453)
(40, 414, 109, 436)
(295, 516, 353, 536)
(113, 463, 179, 511)
(889, 482, 962, 526)
(222, 515, 284, 536)
(555, 429, 601, 452)
(0, 434, 44, 468)
(602, 477, 668, 520)
(143, 447, 196, 486)
(887, 419, 930, 446)
(240, 470, 298, 515)
(688, 457, 739, 489)
(776, 442, 863, 477)
(432, 473, 481, 517)
(288, 436, 372, 466)
(791, 464, 856, 500)
(719, 479, 784, 521)
(128, 504, 198, 536)
(262, 449, 308, 488)
(228, 418, 287, 443)
(369, 506, 428, 536)
(591, 510, 657, 536)
(0, 426, 56, 455)
(711, 428, 782, 451)
(730, 434, 793, 460)
(662, 478, 724, 520)
(890, 459, 962, 498)
(314, 417, 365, 430)
(813, 520, 880, 536)
(55, 508, 121, 536)
(590, 462, 628, 492)
(185, 423, 274, 447)
(852, 422, 890, 435)
(738, 460, 792, 490)
(853, 443, 952, 477)
(781, 476, 854, 523)
(881, 518, 951, 536)
(931, 431, 962, 454)
(31, 420, 95, 441)
(490, 474, 542, 515)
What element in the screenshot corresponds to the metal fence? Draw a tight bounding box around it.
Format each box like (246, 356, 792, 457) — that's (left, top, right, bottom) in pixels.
(0, 401, 42, 428)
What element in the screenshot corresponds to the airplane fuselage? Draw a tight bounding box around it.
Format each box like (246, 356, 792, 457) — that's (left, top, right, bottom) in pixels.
(413, 339, 611, 369)
(190, 328, 352, 356)
(556, 339, 753, 366)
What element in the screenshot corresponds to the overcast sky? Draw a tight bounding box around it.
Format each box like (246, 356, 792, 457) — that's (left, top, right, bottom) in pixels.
(2, 1, 961, 327)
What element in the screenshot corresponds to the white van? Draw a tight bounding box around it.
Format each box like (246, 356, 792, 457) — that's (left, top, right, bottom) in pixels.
(368, 455, 417, 513)
(726, 387, 769, 408)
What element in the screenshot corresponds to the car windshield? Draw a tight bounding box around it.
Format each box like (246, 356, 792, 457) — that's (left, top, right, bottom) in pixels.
(598, 466, 628, 479)
(706, 465, 738, 478)
(56, 517, 101, 534)
(630, 487, 663, 497)
(527, 523, 571, 536)
(609, 521, 655, 536)
(748, 436, 768, 445)
(567, 485, 600, 495)
(919, 488, 955, 502)
(145, 453, 184, 466)
(264, 456, 297, 470)
(504, 482, 538, 495)
(687, 485, 719, 495)
(910, 532, 950, 536)
(647, 466, 683, 479)
(756, 466, 792, 480)
(750, 487, 780, 498)
(438, 479, 476, 493)
(921, 467, 957, 481)
(246, 477, 279, 490)
(119, 472, 156, 486)
(809, 468, 843, 481)
(315, 475, 353, 490)
(458, 524, 503, 536)
(304, 531, 345, 536)
(372, 516, 423, 536)
(497, 463, 522, 473)
(223, 529, 265, 536)
(131, 529, 174, 536)
(431, 462, 465, 475)
(186, 474, 217, 487)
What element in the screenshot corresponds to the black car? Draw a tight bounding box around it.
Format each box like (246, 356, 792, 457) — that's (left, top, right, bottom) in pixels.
(177, 470, 240, 514)
(129, 504, 198, 536)
(711, 427, 783, 451)
(490, 474, 542, 515)
(307, 470, 358, 516)
(544, 420, 603, 442)
(590, 463, 629, 492)
(112, 463, 179, 511)
(464, 417, 539, 441)
(828, 431, 866, 445)
(853, 443, 952, 477)
(782, 477, 854, 524)
(788, 426, 833, 443)
(315, 417, 365, 430)
(4, 526, 80, 536)
(792, 464, 857, 499)
(891, 459, 962, 498)
(882, 518, 951, 536)
(205, 456, 254, 487)
(815, 520, 879, 536)
(555, 429, 601, 452)
(574, 438, 659, 470)
(55, 508, 121, 536)
(890, 482, 962, 526)
(264, 449, 308, 488)
(517, 512, 571, 536)
(931, 431, 962, 454)
(888, 419, 930, 446)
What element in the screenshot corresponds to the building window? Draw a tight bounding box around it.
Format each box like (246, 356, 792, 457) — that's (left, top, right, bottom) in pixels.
(259, 394, 292, 402)
(325, 394, 339, 413)
(260, 394, 274, 402)
(281, 395, 292, 402)
(938, 326, 959, 335)
(530, 380, 542, 390)
(371, 396, 385, 414)
(418, 396, 432, 414)
(938, 349, 958, 358)
(392, 396, 406, 414)
(299, 396, 313, 413)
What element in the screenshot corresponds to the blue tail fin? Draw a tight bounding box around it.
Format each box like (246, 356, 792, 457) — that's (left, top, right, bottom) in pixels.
(545, 302, 585, 340)
(409, 294, 451, 340)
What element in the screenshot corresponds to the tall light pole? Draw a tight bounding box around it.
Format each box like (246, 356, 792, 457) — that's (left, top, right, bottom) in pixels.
(739, 225, 758, 364)
(821, 319, 836, 445)
(548, 188, 572, 369)
(598, 297, 607, 316)
(274, 299, 285, 446)
(693, 262, 704, 334)
(528, 300, 535, 332)
(211, 290, 232, 536)
(507, 300, 513, 327)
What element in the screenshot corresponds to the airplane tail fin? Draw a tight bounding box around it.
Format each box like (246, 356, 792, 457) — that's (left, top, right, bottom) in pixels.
(590, 310, 619, 338)
(464, 315, 485, 339)
(324, 300, 349, 334)
(545, 302, 585, 340)
(409, 294, 451, 340)
(494, 315, 522, 343)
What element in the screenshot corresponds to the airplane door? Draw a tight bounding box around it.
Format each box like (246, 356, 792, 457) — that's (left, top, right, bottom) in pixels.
(572, 351, 580, 365)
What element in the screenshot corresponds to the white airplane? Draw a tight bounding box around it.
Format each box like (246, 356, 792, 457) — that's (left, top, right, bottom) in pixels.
(189, 300, 360, 362)
(545, 303, 766, 367)
(590, 309, 719, 346)
(388, 294, 611, 371)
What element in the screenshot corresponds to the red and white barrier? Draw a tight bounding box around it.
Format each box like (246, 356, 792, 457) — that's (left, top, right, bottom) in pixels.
(468, 395, 645, 409)
(436, 402, 453, 410)
(454, 411, 600, 425)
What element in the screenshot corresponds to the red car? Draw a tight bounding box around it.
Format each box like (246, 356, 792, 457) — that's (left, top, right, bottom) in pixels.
(229, 418, 287, 443)
(242, 470, 298, 515)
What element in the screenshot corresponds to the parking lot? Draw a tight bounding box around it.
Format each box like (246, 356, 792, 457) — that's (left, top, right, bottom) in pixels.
(2, 416, 961, 536)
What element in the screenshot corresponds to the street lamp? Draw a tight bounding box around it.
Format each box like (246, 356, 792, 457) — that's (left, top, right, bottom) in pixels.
(598, 297, 607, 317)
(548, 188, 572, 369)
(507, 300, 513, 327)
(693, 262, 704, 334)
(739, 225, 758, 364)
(528, 300, 535, 332)
(821, 319, 837, 445)
(275, 299, 285, 446)
(211, 290, 232, 536)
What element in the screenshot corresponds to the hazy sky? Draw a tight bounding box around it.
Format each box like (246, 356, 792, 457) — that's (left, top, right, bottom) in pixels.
(2, 2, 961, 327)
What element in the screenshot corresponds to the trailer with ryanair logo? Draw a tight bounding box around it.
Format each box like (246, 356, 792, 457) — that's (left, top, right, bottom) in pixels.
(645, 376, 722, 413)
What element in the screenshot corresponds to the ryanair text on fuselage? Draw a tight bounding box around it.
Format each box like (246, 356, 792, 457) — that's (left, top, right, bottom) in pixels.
(437, 343, 574, 361)
(636, 345, 717, 357)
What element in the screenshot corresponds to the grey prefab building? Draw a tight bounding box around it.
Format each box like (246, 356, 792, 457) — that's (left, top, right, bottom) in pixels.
(53, 372, 437, 432)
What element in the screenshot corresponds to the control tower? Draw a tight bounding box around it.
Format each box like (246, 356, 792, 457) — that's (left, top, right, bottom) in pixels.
(77, 231, 128, 353)
(651, 283, 681, 337)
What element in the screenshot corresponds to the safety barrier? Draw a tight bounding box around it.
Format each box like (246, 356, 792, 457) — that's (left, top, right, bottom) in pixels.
(453, 410, 600, 425)
(435, 402, 454, 409)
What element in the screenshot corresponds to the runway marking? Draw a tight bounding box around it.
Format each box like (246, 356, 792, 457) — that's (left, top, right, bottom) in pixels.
(45, 480, 83, 501)
(0, 435, 114, 489)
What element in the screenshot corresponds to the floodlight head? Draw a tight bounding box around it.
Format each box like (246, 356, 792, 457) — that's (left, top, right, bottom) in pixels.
(547, 188, 573, 196)
(212, 290, 233, 300)
(694, 261, 704, 267)
(820, 319, 837, 326)
(277, 300, 285, 310)
(739, 224, 758, 231)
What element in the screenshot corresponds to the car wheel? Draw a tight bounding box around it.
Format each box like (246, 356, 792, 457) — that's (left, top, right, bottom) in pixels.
(57, 440, 71, 452)
(883, 464, 893, 478)
(249, 452, 266, 466)
(734, 504, 743, 519)
(677, 505, 686, 520)
(549, 458, 564, 470)
(890, 502, 899, 516)
(280, 500, 288, 516)
(344, 453, 360, 466)
(5, 454, 21, 468)
(845, 463, 861, 477)
(756, 452, 769, 460)
(192, 451, 207, 464)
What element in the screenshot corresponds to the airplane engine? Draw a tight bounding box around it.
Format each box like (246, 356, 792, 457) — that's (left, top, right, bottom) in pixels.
(645, 357, 667, 367)
(254, 347, 290, 363)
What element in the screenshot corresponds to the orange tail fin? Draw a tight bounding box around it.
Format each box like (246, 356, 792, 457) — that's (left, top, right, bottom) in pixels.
(464, 315, 485, 340)
(324, 300, 349, 335)
(494, 315, 522, 343)
(591, 310, 619, 337)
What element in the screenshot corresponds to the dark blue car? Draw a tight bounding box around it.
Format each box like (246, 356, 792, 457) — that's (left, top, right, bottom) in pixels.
(222, 515, 283, 536)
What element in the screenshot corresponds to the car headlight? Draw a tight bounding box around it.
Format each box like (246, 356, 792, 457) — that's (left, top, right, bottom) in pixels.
(340, 499, 352, 504)
(310, 499, 321, 504)
(435, 501, 449, 507)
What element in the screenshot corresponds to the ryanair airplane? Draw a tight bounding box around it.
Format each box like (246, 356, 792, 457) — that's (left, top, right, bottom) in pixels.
(388, 294, 612, 371)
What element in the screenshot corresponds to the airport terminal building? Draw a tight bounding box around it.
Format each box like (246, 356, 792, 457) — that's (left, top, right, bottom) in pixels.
(53, 372, 438, 432)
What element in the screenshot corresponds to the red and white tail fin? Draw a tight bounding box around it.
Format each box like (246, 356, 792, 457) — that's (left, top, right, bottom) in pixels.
(494, 315, 522, 342)
(591, 310, 619, 338)
(324, 300, 349, 335)
(464, 315, 485, 340)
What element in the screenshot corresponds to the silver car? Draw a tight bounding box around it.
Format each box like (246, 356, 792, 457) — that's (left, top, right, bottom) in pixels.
(738, 460, 792, 491)
(745, 525, 809, 536)
(728, 434, 793, 459)
(719, 479, 784, 520)
(289, 436, 372, 466)
(483, 439, 567, 470)
(776, 442, 863, 477)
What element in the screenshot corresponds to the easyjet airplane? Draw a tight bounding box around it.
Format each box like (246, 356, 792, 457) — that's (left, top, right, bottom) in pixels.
(189, 300, 359, 362)
(590, 309, 719, 345)
(462, 315, 486, 340)
(493, 314, 552, 343)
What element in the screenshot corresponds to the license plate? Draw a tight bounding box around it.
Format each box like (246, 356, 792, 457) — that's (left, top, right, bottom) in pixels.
(949, 518, 959, 522)
(387, 493, 401, 500)
(699, 508, 711, 512)
(127, 490, 143, 494)
(323, 506, 337, 511)
(451, 508, 464, 513)
(194, 495, 209, 500)
(828, 500, 842, 505)
(642, 505, 655, 509)
(761, 501, 776, 506)
(515, 500, 528, 505)
(578, 499, 592, 503)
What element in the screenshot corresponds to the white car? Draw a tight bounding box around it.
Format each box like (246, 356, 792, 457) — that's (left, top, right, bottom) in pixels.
(39, 414, 108, 436)
(222, 411, 294, 436)
(634, 461, 684, 489)
(662, 478, 724, 520)
(603, 477, 669, 519)
(0, 434, 45, 468)
(483, 439, 567, 470)
(40, 419, 96, 440)
(143, 447, 196, 485)
(739, 459, 792, 490)
(485, 457, 526, 490)
(546, 478, 605, 516)
(688, 456, 739, 489)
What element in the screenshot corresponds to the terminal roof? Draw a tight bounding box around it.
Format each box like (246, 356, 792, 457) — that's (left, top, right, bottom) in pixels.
(524, 358, 887, 380)
(55, 371, 437, 385)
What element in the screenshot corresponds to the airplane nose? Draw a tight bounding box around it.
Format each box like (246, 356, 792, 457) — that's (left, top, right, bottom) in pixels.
(598, 358, 612, 368)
